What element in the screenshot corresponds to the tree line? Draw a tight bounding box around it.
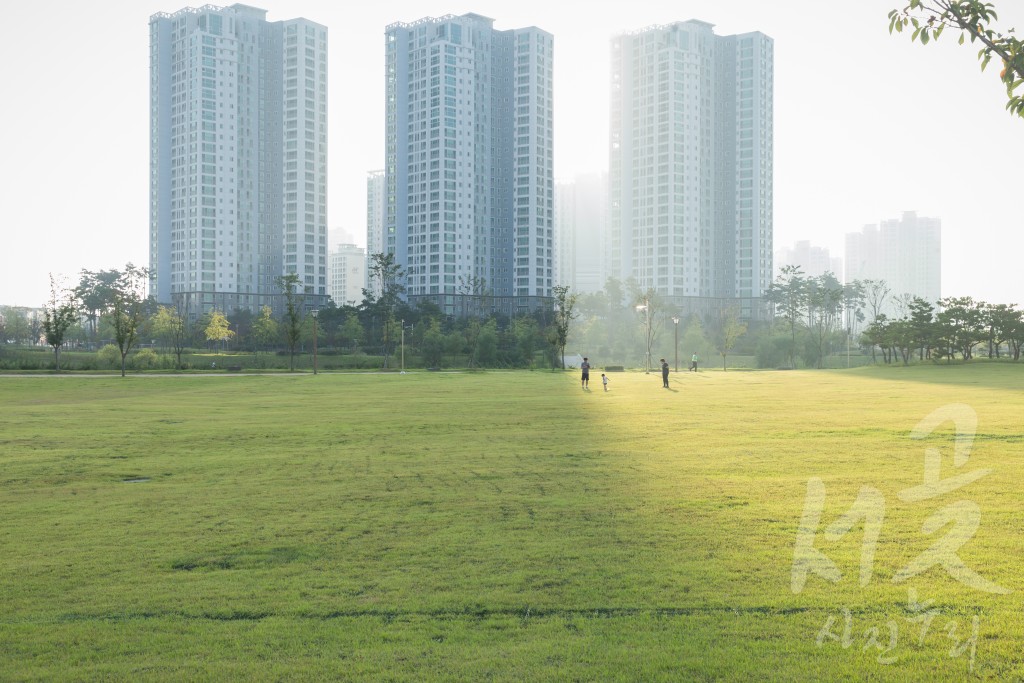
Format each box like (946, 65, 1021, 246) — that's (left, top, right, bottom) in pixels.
(10, 258, 1021, 373)
(564, 267, 1024, 370)
(5, 258, 577, 373)
(762, 265, 1024, 367)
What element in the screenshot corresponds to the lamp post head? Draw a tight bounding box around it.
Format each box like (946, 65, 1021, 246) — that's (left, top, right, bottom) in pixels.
(311, 309, 319, 319)
(672, 316, 680, 324)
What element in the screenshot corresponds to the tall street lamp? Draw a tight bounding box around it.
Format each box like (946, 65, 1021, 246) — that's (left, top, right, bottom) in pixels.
(635, 299, 651, 373)
(400, 318, 406, 374)
(311, 309, 319, 375)
(672, 316, 680, 372)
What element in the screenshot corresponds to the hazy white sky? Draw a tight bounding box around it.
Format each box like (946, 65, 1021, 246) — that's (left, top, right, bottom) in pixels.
(1, 0, 1021, 307)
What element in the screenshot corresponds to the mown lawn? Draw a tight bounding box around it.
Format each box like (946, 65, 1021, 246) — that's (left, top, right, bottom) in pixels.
(1, 365, 1023, 681)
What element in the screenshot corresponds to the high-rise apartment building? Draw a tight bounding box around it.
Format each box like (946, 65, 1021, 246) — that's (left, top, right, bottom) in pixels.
(385, 13, 554, 316)
(365, 170, 386, 258)
(846, 211, 941, 315)
(610, 20, 773, 319)
(150, 4, 328, 317)
(555, 172, 609, 294)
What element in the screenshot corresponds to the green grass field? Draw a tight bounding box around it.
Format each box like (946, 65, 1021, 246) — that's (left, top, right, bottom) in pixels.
(2, 365, 1023, 681)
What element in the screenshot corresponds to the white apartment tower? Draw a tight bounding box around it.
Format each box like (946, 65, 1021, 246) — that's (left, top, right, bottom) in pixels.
(328, 243, 367, 307)
(385, 14, 554, 316)
(150, 4, 328, 317)
(610, 20, 773, 319)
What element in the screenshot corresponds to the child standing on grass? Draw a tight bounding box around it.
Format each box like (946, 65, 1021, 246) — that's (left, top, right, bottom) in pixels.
(601, 373, 610, 391)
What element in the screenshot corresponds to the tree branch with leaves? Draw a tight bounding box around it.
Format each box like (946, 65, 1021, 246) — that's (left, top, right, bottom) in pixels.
(889, 1, 1024, 117)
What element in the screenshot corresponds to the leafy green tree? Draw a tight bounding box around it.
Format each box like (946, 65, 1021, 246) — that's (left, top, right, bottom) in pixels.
(679, 315, 713, 368)
(1, 308, 31, 345)
(842, 280, 867, 335)
(889, 319, 918, 365)
(550, 285, 579, 369)
(228, 308, 254, 351)
(339, 313, 364, 352)
(41, 274, 80, 371)
(804, 273, 846, 369)
(276, 273, 303, 371)
(755, 332, 794, 368)
(908, 297, 936, 360)
(889, 0, 1024, 117)
(204, 311, 234, 351)
(362, 253, 406, 368)
(998, 306, 1024, 360)
(251, 305, 279, 357)
(764, 265, 807, 369)
(512, 316, 541, 367)
(935, 296, 986, 360)
(107, 264, 150, 377)
(862, 314, 893, 364)
(986, 303, 1024, 359)
(420, 320, 446, 368)
(28, 313, 43, 347)
(74, 269, 121, 341)
(475, 319, 499, 366)
(709, 307, 748, 371)
(464, 319, 483, 368)
(152, 305, 188, 369)
(444, 328, 465, 366)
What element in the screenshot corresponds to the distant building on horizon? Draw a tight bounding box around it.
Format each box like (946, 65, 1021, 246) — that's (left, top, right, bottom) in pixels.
(775, 240, 843, 280)
(385, 13, 554, 316)
(555, 172, 609, 294)
(845, 211, 941, 314)
(149, 4, 328, 318)
(328, 243, 367, 307)
(610, 20, 774, 320)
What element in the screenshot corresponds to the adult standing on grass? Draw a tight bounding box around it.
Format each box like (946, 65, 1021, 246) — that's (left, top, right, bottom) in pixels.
(661, 358, 670, 388)
(690, 352, 699, 372)
(581, 357, 591, 390)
